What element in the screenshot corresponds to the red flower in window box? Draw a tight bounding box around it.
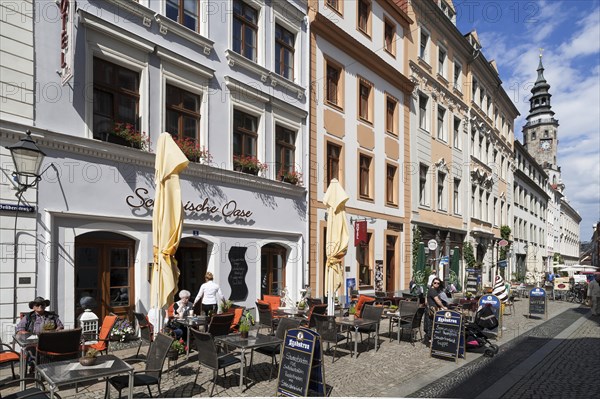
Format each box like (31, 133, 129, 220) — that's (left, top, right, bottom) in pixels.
(172, 136, 212, 163)
(233, 155, 268, 175)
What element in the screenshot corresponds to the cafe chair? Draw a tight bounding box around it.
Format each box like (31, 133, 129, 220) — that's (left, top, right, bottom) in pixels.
(207, 313, 234, 337)
(313, 314, 347, 363)
(104, 332, 174, 399)
(300, 304, 328, 329)
(262, 295, 281, 311)
(84, 315, 117, 355)
(256, 301, 277, 335)
(356, 305, 383, 351)
(307, 298, 323, 307)
(35, 328, 82, 365)
(0, 336, 20, 379)
(0, 377, 62, 399)
(190, 329, 243, 397)
(354, 295, 376, 318)
(399, 307, 425, 345)
(252, 317, 301, 379)
(504, 295, 516, 316)
(133, 312, 154, 357)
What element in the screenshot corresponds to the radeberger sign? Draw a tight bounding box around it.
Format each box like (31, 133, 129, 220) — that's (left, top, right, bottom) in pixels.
(126, 187, 253, 219)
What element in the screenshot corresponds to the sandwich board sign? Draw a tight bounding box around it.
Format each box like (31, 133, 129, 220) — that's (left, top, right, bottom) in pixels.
(276, 328, 325, 397)
(528, 287, 547, 319)
(430, 310, 464, 362)
(478, 294, 502, 337)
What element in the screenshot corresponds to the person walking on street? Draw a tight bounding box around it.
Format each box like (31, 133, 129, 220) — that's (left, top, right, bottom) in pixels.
(194, 272, 224, 316)
(587, 274, 600, 316)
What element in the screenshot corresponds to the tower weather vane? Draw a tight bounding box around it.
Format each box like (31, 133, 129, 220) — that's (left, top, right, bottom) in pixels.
(539, 48, 544, 57)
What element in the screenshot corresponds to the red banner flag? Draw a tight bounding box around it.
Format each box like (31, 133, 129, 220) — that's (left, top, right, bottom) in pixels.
(354, 220, 367, 246)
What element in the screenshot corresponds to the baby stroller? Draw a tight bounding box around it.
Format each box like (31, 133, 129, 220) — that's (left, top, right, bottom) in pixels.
(465, 305, 499, 357)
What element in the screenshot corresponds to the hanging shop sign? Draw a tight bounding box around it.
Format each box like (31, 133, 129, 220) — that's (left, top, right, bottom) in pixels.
(354, 220, 367, 246)
(126, 187, 253, 219)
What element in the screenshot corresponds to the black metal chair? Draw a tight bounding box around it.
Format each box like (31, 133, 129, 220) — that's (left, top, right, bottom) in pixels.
(306, 298, 323, 307)
(0, 378, 62, 399)
(256, 301, 276, 335)
(0, 335, 20, 379)
(300, 304, 328, 328)
(207, 313, 234, 337)
(389, 301, 419, 341)
(313, 314, 347, 363)
(356, 305, 384, 351)
(399, 307, 425, 345)
(105, 332, 174, 399)
(190, 329, 242, 397)
(35, 328, 82, 366)
(252, 317, 301, 379)
(133, 312, 154, 357)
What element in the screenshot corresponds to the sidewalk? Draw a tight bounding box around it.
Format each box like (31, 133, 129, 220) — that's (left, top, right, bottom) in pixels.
(1, 298, 585, 398)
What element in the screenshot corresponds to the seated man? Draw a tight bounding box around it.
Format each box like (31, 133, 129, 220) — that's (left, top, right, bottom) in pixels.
(16, 296, 64, 334)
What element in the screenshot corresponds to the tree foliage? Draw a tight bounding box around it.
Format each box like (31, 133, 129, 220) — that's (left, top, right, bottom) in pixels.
(463, 241, 476, 268)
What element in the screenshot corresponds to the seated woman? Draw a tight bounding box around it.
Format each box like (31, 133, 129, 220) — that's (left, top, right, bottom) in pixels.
(167, 290, 193, 340)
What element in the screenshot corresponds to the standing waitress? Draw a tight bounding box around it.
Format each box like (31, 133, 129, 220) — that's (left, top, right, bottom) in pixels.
(193, 272, 224, 316)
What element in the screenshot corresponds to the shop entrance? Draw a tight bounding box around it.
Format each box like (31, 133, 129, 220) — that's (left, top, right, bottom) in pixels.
(74, 232, 135, 322)
(385, 235, 397, 292)
(261, 244, 287, 297)
(175, 238, 208, 302)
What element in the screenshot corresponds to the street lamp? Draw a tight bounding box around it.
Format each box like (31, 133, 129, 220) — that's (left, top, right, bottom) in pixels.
(6, 130, 47, 323)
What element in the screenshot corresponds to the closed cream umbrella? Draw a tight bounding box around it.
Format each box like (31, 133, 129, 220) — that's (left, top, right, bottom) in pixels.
(323, 178, 349, 315)
(151, 133, 189, 327)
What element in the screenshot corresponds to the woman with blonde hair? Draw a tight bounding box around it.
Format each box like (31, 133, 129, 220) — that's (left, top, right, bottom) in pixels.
(193, 272, 224, 316)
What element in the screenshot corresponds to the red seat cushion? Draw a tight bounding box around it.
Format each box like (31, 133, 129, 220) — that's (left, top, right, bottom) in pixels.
(262, 295, 281, 310)
(0, 352, 19, 363)
(355, 295, 376, 318)
(230, 308, 244, 332)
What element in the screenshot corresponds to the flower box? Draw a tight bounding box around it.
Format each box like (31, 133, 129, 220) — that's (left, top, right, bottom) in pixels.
(233, 155, 267, 175)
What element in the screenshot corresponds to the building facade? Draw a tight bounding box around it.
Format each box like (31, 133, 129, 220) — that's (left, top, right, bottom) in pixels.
(1, 0, 310, 336)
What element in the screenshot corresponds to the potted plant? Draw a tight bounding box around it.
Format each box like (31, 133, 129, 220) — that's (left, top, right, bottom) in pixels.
(110, 318, 135, 342)
(168, 338, 186, 361)
(172, 135, 212, 163)
(233, 155, 268, 175)
(111, 122, 151, 151)
(297, 299, 307, 311)
(348, 304, 357, 320)
(220, 299, 234, 313)
(281, 170, 302, 185)
(239, 310, 254, 338)
(79, 348, 99, 366)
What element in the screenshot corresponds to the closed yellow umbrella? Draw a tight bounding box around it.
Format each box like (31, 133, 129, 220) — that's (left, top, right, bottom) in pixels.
(323, 179, 349, 315)
(151, 133, 189, 313)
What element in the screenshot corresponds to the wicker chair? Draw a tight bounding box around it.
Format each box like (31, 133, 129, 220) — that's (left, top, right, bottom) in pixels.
(35, 328, 82, 366)
(252, 317, 301, 379)
(0, 377, 62, 399)
(356, 305, 384, 351)
(313, 314, 348, 363)
(133, 312, 154, 357)
(206, 313, 234, 337)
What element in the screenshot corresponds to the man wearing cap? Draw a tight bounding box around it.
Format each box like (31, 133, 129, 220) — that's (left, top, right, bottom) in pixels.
(16, 296, 64, 335)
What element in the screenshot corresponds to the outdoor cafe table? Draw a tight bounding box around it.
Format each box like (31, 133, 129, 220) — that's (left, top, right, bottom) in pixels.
(14, 332, 38, 390)
(35, 354, 134, 399)
(335, 317, 379, 358)
(177, 315, 207, 359)
(215, 333, 283, 389)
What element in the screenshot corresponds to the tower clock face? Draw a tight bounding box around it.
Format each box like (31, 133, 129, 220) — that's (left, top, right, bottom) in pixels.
(540, 140, 551, 150)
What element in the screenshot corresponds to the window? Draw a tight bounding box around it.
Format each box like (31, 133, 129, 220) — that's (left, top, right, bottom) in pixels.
(419, 29, 430, 60)
(166, 0, 199, 31)
(275, 125, 296, 177)
(453, 116, 461, 149)
(471, 185, 476, 216)
(357, 0, 371, 35)
(438, 47, 447, 78)
(478, 135, 483, 159)
(472, 76, 478, 102)
(261, 244, 286, 297)
(386, 96, 397, 135)
(326, 142, 341, 183)
(418, 93, 429, 131)
(453, 60, 462, 91)
(93, 58, 140, 145)
(165, 84, 200, 142)
(453, 178, 461, 214)
(275, 24, 294, 80)
(359, 154, 372, 198)
(384, 18, 395, 55)
(233, 109, 258, 158)
(501, 155, 506, 179)
(326, 0, 340, 13)
(478, 188, 483, 219)
(419, 164, 429, 206)
(386, 164, 397, 205)
(358, 80, 372, 122)
(357, 232, 372, 286)
(437, 171, 446, 211)
(470, 128, 475, 154)
(437, 105, 446, 141)
(232, 0, 258, 61)
(326, 62, 341, 106)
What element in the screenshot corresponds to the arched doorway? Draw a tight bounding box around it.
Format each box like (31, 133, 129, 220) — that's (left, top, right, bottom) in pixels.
(175, 237, 208, 302)
(261, 244, 287, 297)
(75, 232, 136, 321)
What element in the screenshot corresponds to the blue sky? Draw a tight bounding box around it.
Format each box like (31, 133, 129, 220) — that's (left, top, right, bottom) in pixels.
(453, 0, 600, 241)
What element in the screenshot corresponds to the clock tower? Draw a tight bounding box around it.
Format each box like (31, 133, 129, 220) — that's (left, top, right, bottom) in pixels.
(522, 53, 561, 187)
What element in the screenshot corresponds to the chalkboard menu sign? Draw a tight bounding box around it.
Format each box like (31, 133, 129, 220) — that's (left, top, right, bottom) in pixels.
(430, 310, 464, 362)
(277, 328, 325, 397)
(529, 287, 547, 318)
(477, 294, 502, 337)
(227, 246, 248, 301)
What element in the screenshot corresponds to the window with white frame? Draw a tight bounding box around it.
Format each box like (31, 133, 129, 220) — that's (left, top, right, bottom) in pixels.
(471, 185, 476, 217)
(453, 116, 461, 149)
(166, 0, 200, 31)
(437, 105, 447, 141)
(165, 84, 200, 143)
(419, 92, 429, 131)
(453, 178, 461, 214)
(233, 109, 258, 159)
(438, 46, 447, 78)
(453, 60, 462, 91)
(419, 164, 429, 206)
(232, 0, 258, 61)
(493, 197, 498, 225)
(437, 171, 446, 211)
(275, 125, 296, 177)
(419, 28, 430, 61)
(275, 24, 295, 80)
(478, 188, 483, 220)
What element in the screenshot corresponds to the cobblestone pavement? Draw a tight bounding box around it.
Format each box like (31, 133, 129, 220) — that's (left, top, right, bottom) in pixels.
(1, 298, 592, 398)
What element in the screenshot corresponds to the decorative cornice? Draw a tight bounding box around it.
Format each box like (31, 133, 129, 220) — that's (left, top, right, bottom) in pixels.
(224, 50, 269, 82)
(104, 0, 154, 27)
(410, 60, 468, 115)
(223, 76, 270, 103)
(78, 10, 155, 53)
(154, 14, 214, 55)
(269, 73, 306, 100)
(155, 47, 215, 79)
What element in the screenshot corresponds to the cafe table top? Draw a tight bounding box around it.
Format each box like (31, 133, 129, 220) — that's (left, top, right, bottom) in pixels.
(14, 332, 39, 347)
(215, 333, 283, 350)
(335, 317, 379, 329)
